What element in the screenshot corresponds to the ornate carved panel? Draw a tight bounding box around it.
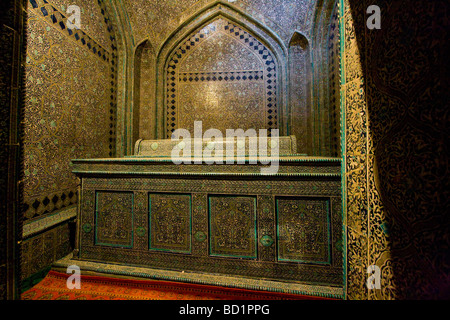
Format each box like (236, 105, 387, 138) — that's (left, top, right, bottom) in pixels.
(95, 192, 134, 248)
(209, 196, 257, 259)
(149, 193, 192, 253)
(277, 197, 331, 264)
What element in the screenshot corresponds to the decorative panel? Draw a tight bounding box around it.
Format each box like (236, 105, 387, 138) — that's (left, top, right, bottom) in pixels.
(192, 193, 209, 257)
(133, 191, 149, 250)
(166, 17, 278, 137)
(257, 195, 276, 262)
(21, 223, 72, 283)
(95, 192, 134, 248)
(149, 193, 192, 254)
(209, 196, 257, 259)
(277, 197, 331, 265)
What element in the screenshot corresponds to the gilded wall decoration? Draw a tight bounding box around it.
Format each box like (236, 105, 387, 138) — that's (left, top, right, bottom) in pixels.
(134, 41, 156, 141)
(123, 0, 314, 51)
(342, 0, 449, 299)
(288, 32, 311, 155)
(20, 0, 118, 285)
(23, 0, 117, 222)
(125, 0, 335, 155)
(165, 18, 278, 137)
(309, 0, 342, 157)
(340, 0, 371, 300)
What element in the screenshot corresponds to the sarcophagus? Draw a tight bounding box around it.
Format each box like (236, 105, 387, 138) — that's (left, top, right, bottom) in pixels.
(72, 136, 343, 297)
(134, 135, 298, 157)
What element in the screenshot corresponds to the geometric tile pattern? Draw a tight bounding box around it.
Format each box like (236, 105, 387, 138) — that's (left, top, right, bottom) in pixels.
(28, 0, 111, 62)
(23, 0, 117, 222)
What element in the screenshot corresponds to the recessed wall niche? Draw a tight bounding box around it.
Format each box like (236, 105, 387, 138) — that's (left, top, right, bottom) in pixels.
(288, 32, 312, 156)
(129, 2, 340, 156)
(165, 17, 280, 138)
(134, 40, 156, 142)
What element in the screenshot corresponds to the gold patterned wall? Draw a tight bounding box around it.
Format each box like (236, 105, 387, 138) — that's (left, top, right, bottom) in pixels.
(21, 0, 117, 282)
(124, 0, 315, 52)
(342, 0, 449, 299)
(340, 0, 385, 300)
(24, 0, 116, 221)
(134, 41, 156, 141)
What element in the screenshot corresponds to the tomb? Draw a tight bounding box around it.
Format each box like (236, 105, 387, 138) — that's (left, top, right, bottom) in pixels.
(71, 136, 343, 296)
(69, 8, 344, 298)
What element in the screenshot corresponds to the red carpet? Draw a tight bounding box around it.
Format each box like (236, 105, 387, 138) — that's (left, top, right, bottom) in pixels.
(21, 270, 330, 300)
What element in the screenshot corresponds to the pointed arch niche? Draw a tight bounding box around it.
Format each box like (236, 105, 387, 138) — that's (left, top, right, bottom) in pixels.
(155, 4, 288, 139)
(288, 32, 312, 155)
(134, 40, 156, 142)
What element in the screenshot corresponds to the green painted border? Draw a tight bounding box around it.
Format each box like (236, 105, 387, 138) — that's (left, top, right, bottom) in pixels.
(276, 197, 332, 265)
(208, 195, 258, 260)
(149, 193, 193, 254)
(339, 0, 348, 300)
(94, 191, 134, 249)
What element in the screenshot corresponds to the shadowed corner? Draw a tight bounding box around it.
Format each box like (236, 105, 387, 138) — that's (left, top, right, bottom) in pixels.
(345, 0, 449, 299)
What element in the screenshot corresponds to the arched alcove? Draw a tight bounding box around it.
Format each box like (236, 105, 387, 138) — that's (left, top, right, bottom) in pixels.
(155, 2, 287, 140)
(163, 17, 280, 138)
(134, 40, 156, 143)
(288, 32, 312, 155)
